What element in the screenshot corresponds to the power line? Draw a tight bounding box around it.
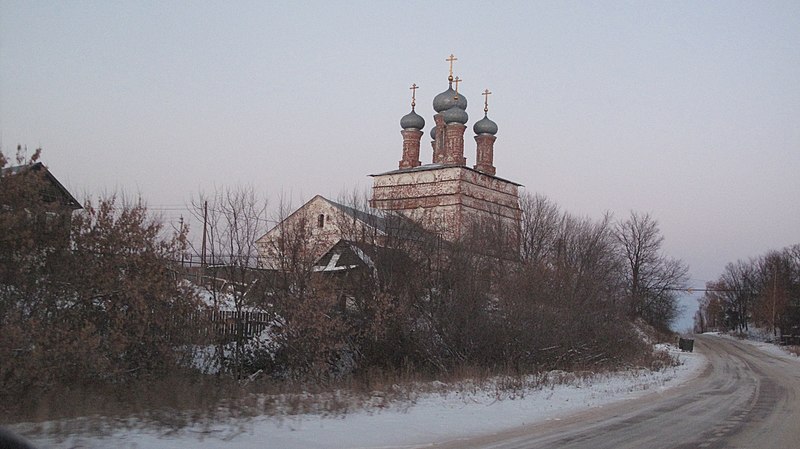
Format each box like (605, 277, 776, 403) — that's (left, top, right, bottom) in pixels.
(663, 287, 761, 294)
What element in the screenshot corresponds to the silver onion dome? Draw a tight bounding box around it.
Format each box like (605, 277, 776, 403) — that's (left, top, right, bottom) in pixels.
(441, 105, 468, 125)
(473, 114, 498, 135)
(400, 109, 425, 130)
(433, 87, 468, 113)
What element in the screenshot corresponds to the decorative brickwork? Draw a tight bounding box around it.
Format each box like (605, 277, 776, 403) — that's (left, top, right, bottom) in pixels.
(399, 129, 423, 169)
(474, 134, 497, 176)
(443, 123, 467, 166)
(432, 114, 447, 164)
(370, 166, 521, 243)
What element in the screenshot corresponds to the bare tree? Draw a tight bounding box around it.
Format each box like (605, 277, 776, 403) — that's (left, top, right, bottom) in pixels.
(703, 246, 800, 337)
(696, 282, 727, 332)
(784, 245, 800, 338)
(519, 192, 561, 266)
(753, 251, 791, 336)
(500, 200, 651, 371)
(720, 259, 761, 332)
(615, 212, 688, 330)
(251, 194, 361, 380)
(191, 186, 271, 378)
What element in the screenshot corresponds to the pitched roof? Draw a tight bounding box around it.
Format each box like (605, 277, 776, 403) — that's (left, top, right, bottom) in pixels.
(1, 162, 82, 210)
(313, 239, 373, 272)
(259, 194, 432, 244)
(313, 238, 416, 276)
(320, 196, 434, 243)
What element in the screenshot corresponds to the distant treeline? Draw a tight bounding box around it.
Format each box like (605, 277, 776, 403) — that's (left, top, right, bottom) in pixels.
(695, 245, 800, 338)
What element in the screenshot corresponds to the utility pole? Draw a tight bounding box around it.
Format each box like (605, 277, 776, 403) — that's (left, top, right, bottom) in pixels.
(179, 216, 184, 267)
(201, 200, 208, 282)
(772, 263, 778, 338)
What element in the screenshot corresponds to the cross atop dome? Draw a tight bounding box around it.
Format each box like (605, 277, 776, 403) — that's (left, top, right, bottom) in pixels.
(396, 55, 500, 172)
(446, 53, 457, 83)
(482, 89, 492, 114)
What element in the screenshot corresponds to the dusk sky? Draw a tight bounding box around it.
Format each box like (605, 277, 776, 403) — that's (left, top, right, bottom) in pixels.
(2, 1, 799, 330)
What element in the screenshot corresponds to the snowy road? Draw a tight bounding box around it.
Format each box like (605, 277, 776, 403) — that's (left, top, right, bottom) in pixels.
(436, 335, 800, 449)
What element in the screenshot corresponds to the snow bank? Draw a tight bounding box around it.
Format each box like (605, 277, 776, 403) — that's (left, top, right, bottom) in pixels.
(21, 346, 706, 449)
(710, 332, 800, 361)
(745, 340, 800, 360)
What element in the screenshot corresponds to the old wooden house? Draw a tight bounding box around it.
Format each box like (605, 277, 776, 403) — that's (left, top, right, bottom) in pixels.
(1, 161, 82, 245)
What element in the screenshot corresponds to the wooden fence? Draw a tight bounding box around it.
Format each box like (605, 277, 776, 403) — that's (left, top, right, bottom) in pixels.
(189, 310, 272, 342)
(780, 335, 800, 346)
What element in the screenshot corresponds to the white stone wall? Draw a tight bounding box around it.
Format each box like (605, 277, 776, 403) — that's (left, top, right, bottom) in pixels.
(256, 196, 349, 270)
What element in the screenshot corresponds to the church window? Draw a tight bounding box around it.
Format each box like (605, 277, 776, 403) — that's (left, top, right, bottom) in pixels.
(318, 214, 325, 228)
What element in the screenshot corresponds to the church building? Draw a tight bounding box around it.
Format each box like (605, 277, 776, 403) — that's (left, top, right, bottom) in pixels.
(370, 55, 521, 243)
(256, 55, 522, 268)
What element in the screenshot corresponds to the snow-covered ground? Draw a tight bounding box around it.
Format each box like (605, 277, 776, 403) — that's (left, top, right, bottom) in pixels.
(707, 331, 800, 361)
(742, 340, 800, 360)
(16, 345, 707, 449)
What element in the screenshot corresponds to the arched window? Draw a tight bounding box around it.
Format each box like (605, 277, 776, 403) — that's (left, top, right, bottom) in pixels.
(318, 213, 325, 228)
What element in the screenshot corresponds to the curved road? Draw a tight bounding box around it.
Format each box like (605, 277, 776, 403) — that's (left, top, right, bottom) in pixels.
(434, 335, 800, 449)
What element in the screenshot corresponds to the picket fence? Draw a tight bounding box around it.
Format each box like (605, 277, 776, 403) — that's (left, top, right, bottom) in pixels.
(201, 310, 272, 341)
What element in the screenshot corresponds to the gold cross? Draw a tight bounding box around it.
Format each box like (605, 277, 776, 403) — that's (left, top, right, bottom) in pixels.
(482, 89, 492, 113)
(410, 83, 418, 109)
(453, 76, 462, 99)
(446, 53, 457, 81)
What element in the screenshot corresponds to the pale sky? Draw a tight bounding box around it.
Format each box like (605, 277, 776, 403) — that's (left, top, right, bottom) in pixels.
(2, 1, 799, 330)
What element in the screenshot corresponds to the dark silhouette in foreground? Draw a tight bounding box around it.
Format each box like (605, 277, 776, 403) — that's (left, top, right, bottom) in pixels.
(0, 427, 37, 449)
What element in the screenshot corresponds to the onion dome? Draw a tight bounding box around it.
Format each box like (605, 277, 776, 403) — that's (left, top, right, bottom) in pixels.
(433, 87, 468, 113)
(400, 109, 425, 130)
(430, 126, 437, 140)
(473, 114, 498, 135)
(442, 105, 468, 124)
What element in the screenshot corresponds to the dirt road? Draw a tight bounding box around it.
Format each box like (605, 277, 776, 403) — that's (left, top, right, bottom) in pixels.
(434, 335, 800, 448)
